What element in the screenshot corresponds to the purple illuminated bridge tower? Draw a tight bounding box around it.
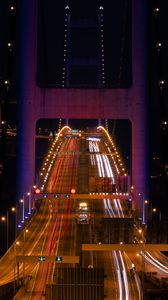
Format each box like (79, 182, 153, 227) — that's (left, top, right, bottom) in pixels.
(17, 1, 148, 220)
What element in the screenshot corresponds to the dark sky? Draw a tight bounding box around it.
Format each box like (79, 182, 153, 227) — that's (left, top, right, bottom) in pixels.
(37, 0, 131, 88)
(0, 0, 168, 214)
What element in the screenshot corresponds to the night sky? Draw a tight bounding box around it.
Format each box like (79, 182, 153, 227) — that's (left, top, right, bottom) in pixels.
(37, 0, 131, 88)
(0, 1, 168, 219)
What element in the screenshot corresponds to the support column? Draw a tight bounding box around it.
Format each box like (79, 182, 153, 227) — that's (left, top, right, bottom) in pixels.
(131, 0, 148, 217)
(17, 0, 37, 223)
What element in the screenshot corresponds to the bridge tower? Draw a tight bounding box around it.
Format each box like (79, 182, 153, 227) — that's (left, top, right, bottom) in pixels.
(17, 0, 148, 220)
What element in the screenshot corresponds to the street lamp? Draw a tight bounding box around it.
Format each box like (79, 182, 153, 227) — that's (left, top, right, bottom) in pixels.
(22, 229, 29, 282)
(142, 199, 148, 224)
(14, 240, 20, 292)
(22, 192, 31, 220)
(20, 199, 24, 223)
(1, 207, 16, 250)
(27, 192, 31, 215)
(1, 216, 7, 250)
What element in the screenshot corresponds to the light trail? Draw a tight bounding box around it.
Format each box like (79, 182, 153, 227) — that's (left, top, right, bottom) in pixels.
(98, 127, 168, 279)
(113, 251, 123, 300)
(89, 138, 142, 300)
(89, 139, 130, 300)
(142, 251, 168, 274)
(119, 250, 129, 300)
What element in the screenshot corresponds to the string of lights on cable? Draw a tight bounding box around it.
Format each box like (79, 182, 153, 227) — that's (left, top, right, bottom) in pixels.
(153, 4, 167, 128)
(62, 5, 70, 87)
(153, 2, 168, 173)
(98, 6, 106, 88)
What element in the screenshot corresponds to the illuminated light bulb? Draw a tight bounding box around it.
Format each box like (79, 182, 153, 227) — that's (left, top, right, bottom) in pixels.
(159, 80, 165, 88)
(10, 6, 16, 11)
(156, 42, 162, 50)
(153, 7, 159, 15)
(4, 80, 10, 85)
(161, 120, 167, 126)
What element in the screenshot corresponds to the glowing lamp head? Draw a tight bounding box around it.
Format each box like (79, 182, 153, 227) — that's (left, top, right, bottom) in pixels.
(71, 188, 76, 194)
(35, 188, 41, 194)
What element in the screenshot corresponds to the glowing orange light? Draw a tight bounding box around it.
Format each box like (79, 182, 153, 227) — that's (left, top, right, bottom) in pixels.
(35, 188, 41, 194)
(71, 188, 76, 194)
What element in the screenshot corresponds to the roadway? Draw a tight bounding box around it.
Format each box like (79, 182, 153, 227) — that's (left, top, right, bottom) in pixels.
(0, 126, 168, 299)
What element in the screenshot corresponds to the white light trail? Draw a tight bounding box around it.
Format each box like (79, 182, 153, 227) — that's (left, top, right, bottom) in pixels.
(142, 252, 168, 274)
(119, 251, 129, 300)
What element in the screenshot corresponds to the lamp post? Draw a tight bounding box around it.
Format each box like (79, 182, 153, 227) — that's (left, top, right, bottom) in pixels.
(23, 192, 31, 217)
(14, 241, 20, 293)
(1, 216, 7, 250)
(142, 199, 148, 224)
(27, 192, 31, 215)
(20, 199, 25, 223)
(22, 229, 29, 282)
(1, 207, 16, 250)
